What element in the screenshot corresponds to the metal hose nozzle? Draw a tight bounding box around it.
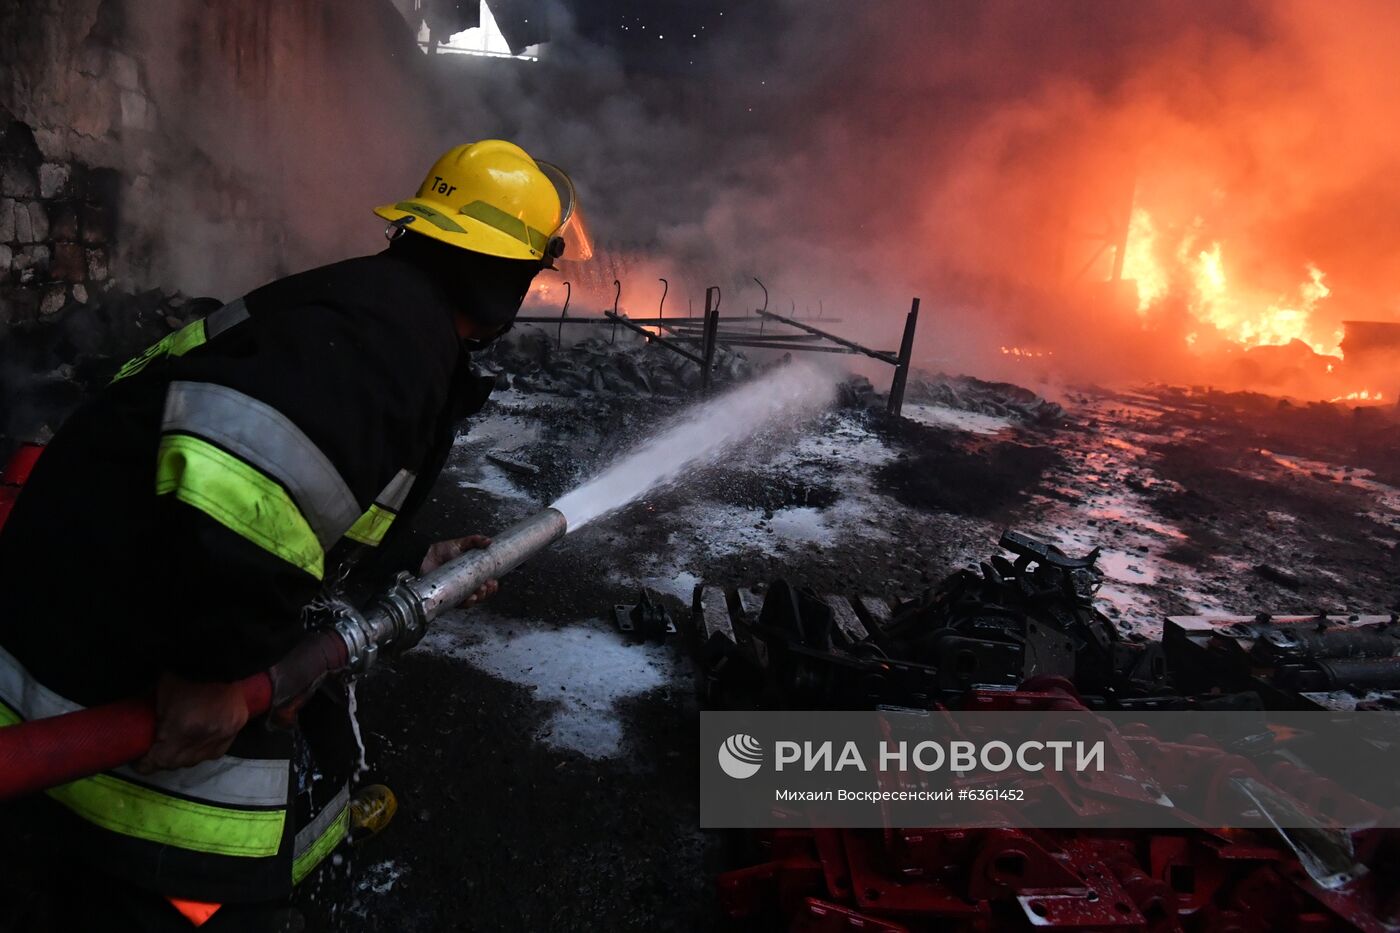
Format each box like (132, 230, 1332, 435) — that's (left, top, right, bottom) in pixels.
(335, 507, 569, 672)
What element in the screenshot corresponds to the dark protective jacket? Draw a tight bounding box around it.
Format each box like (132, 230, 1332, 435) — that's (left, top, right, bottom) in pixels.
(0, 248, 496, 901)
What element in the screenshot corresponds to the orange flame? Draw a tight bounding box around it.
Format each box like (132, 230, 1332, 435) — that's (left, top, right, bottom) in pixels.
(1122, 210, 1343, 356)
(1000, 346, 1053, 359)
(1121, 208, 1166, 313)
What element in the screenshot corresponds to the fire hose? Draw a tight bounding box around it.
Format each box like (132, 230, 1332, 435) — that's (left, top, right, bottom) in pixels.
(0, 507, 568, 800)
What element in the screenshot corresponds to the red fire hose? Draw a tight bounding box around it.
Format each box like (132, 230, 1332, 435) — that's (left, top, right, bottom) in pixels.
(0, 676, 272, 799)
(0, 628, 351, 800)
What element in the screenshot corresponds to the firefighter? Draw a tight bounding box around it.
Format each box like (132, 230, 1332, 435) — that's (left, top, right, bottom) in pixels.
(0, 140, 580, 931)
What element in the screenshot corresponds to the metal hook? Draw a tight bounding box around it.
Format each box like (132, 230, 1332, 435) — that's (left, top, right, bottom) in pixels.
(609, 279, 621, 345)
(658, 277, 668, 323)
(557, 281, 571, 349)
(753, 277, 768, 316)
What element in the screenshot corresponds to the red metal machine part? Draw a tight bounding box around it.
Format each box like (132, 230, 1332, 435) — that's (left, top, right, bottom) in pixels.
(716, 681, 1400, 931)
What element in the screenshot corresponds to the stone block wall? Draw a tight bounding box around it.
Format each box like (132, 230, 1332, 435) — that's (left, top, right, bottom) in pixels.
(0, 114, 119, 324)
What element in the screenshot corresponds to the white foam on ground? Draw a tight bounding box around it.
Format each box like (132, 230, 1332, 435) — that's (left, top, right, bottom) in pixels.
(356, 860, 408, 896)
(419, 612, 677, 759)
(765, 506, 834, 546)
(790, 415, 899, 466)
(1096, 549, 1160, 585)
(450, 461, 536, 503)
(626, 568, 702, 603)
(904, 403, 1015, 435)
(777, 414, 901, 545)
(441, 407, 543, 502)
(593, 411, 906, 581)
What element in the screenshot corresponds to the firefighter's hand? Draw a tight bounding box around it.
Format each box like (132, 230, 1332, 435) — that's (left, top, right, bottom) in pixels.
(134, 673, 250, 773)
(420, 535, 499, 607)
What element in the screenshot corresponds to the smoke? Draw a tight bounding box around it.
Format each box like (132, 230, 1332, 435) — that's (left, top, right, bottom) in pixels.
(85, 0, 1400, 394)
(112, 0, 437, 296)
(426, 0, 1400, 393)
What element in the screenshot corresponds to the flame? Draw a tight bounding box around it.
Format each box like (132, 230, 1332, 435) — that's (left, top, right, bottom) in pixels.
(1331, 389, 1385, 403)
(640, 325, 663, 336)
(1187, 249, 1336, 353)
(1122, 210, 1343, 356)
(1121, 208, 1167, 313)
(1000, 346, 1052, 359)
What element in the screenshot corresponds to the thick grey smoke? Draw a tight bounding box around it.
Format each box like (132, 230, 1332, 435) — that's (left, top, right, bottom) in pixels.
(116, 0, 438, 296)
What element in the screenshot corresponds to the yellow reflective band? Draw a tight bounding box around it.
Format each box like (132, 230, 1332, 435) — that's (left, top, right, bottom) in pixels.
(0, 701, 286, 858)
(156, 434, 324, 579)
(393, 200, 466, 233)
(111, 319, 208, 383)
(292, 805, 348, 884)
(459, 200, 550, 254)
(344, 504, 396, 547)
(170, 319, 211, 356)
(52, 773, 286, 858)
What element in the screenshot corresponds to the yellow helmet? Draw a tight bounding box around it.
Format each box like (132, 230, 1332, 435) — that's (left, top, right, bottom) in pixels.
(374, 139, 578, 263)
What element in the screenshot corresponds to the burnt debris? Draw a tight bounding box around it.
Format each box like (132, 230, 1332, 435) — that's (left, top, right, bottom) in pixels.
(690, 528, 1400, 714)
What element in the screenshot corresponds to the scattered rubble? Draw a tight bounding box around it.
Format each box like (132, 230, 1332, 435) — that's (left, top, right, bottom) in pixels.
(477, 326, 754, 398)
(907, 372, 1067, 426)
